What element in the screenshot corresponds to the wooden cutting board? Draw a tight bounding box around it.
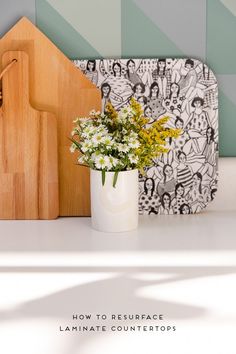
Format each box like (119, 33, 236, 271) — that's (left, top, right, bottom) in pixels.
(0, 18, 101, 216)
(0, 51, 59, 219)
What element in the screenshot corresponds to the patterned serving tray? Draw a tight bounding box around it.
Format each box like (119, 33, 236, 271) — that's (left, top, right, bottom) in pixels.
(73, 58, 218, 215)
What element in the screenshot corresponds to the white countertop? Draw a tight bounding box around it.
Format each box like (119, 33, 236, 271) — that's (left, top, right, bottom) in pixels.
(0, 158, 235, 354)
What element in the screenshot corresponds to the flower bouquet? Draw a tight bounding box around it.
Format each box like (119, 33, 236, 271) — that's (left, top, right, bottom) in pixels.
(70, 98, 180, 232)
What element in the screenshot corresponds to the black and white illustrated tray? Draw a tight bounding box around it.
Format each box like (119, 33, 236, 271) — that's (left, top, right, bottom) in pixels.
(74, 58, 218, 215)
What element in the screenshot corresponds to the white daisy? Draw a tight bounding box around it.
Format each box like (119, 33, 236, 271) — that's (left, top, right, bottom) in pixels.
(129, 131, 138, 139)
(128, 139, 140, 149)
(81, 140, 92, 152)
(98, 127, 109, 135)
(78, 118, 90, 126)
(70, 143, 77, 153)
(94, 155, 107, 169)
(102, 136, 113, 149)
(121, 106, 134, 117)
(128, 154, 139, 164)
(117, 143, 130, 153)
(91, 133, 104, 146)
(81, 126, 96, 138)
(108, 156, 119, 168)
(104, 156, 113, 170)
(117, 112, 127, 124)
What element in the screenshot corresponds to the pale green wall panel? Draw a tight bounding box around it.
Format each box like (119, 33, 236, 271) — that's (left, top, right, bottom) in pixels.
(206, 0, 236, 155)
(218, 75, 236, 156)
(219, 91, 236, 156)
(207, 0, 236, 74)
(121, 0, 183, 57)
(218, 75, 236, 105)
(45, 0, 122, 57)
(133, 0, 207, 60)
(36, 0, 102, 58)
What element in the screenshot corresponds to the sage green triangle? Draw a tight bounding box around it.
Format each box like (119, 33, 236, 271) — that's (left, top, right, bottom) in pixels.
(35, 0, 102, 59)
(219, 90, 236, 156)
(121, 0, 183, 57)
(207, 0, 236, 74)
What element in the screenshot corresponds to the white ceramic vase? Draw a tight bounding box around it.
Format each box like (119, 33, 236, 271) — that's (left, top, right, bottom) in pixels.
(90, 169, 139, 232)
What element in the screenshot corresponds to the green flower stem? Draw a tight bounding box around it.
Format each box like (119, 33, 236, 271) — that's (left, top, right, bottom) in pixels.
(113, 171, 119, 188)
(102, 170, 106, 186)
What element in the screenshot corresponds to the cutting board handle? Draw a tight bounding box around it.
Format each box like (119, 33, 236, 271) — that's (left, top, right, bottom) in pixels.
(0, 58, 17, 81)
(0, 50, 59, 219)
(2, 51, 30, 109)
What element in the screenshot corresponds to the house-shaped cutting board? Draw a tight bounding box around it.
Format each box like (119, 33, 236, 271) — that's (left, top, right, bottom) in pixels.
(0, 18, 101, 217)
(74, 58, 218, 215)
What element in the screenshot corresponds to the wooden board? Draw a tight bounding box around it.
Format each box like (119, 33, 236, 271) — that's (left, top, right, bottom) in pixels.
(0, 18, 101, 216)
(0, 51, 58, 219)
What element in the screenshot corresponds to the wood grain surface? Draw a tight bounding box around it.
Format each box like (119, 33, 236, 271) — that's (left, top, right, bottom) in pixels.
(0, 51, 59, 219)
(0, 18, 101, 216)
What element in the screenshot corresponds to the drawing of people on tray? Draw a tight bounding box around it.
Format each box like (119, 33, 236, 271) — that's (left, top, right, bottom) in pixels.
(163, 82, 187, 116)
(84, 59, 98, 86)
(157, 164, 176, 198)
(139, 177, 160, 214)
(158, 192, 174, 215)
(102, 62, 133, 109)
(74, 58, 218, 214)
(147, 82, 165, 119)
(171, 183, 188, 214)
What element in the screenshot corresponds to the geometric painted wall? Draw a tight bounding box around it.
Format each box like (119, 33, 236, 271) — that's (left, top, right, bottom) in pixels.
(1, 0, 236, 156)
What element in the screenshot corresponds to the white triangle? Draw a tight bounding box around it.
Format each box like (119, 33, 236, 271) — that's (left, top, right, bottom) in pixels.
(220, 0, 236, 16)
(46, 0, 121, 56)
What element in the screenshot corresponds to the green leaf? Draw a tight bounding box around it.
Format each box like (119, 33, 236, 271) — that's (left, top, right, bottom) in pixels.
(113, 171, 119, 188)
(102, 170, 106, 186)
